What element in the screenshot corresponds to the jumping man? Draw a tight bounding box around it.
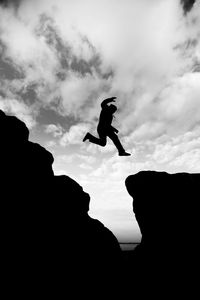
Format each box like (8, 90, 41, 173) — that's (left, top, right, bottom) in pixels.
(83, 97, 131, 156)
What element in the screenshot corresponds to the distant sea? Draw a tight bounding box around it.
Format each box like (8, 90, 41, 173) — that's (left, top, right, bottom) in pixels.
(119, 243, 139, 251)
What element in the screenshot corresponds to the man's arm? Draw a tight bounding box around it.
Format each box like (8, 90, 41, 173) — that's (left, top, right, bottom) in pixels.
(111, 126, 119, 133)
(101, 97, 117, 108)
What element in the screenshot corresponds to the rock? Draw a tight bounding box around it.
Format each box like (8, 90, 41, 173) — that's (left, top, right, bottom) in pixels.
(0, 110, 122, 295)
(125, 171, 199, 296)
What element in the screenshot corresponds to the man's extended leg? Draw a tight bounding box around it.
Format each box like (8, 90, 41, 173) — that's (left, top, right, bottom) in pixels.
(83, 132, 107, 146)
(107, 131, 131, 156)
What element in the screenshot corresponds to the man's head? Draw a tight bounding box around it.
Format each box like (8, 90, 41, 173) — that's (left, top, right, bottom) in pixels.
(109, 104, 117, 114)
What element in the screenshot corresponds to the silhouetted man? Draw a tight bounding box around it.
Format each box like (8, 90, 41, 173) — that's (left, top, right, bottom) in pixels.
(83, 97, 131, 156)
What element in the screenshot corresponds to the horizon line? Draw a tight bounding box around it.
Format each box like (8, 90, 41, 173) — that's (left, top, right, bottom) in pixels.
(119, 242, 140, 244)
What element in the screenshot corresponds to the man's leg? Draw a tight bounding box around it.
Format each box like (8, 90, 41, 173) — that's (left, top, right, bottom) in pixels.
(83, 132, 107, 147)
(107, 131, 131, 156)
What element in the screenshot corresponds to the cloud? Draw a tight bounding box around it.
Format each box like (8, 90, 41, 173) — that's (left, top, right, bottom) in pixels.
(0, 0, 22, 9)
(0, 9, 59, 81)
(151, 129, 200, 169)
(76, 154, 96, 164)
(58, 71, 110, 118)
(159, 72, 200, 133)
(0, 97, 36, 128)
(0, 0, 199, 131)
(59, 122, 91, 146)
(121, 71, 200, 144)
(45, 140, 56, 148)
(85, 124, 200, 183)
(79, 163, 93, 170)
(181, 0, 197, 14)
(54, 154, 75, 164)
(45, 123, 63, 137)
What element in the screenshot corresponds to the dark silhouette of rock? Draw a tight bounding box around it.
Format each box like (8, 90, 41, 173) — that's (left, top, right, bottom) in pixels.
(125, 171, 199, 296)
(0, 110, 122, 296)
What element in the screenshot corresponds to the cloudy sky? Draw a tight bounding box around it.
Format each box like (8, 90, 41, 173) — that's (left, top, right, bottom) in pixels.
(0, 0, 200, 242)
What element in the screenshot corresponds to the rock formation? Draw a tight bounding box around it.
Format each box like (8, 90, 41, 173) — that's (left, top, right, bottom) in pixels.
(3, 108, 199, 296)
(125, 171, 199, 296)
(0, 110, 122, 295)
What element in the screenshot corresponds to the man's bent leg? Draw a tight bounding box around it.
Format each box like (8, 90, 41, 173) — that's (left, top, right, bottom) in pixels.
(84, 132, 107, 146)
(108, 132, 131, 156)
(107, 132, 125, 153)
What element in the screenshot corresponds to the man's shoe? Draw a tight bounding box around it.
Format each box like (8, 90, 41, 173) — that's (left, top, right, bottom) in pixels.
(83, 133, 90, 142)
(119, 151, 131, 156)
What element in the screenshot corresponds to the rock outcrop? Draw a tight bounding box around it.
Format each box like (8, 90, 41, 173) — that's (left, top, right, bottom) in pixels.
(125, 171, 199, 296)
(0, 110, 122, 295)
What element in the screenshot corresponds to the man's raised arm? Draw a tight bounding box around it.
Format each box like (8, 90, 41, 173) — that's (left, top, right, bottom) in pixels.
(101, 97, 117, 108)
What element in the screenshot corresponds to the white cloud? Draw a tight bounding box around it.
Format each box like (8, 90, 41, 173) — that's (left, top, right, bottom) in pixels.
(59, 71, 110, 118)
(59, 122, 91, 146)
(79, 163, 93, 170)
(0, 97, 36, 128)
(76, 154, 96, 164)
(1, 0, 199, 129)
(54, 154, 75, 164)
(159, 72, 200, 133)
(45, 140, 56, 148)
(151, 129, 200, 171)
(45, 124, 63, 137)
(0, 6, 59, 88)
(83, 143, 99, 155)
(87, 126, 200, 182)
(168, 149, 200, 172)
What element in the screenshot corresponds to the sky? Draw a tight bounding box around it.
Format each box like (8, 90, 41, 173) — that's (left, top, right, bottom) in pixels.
(0, 0, 200, 242)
